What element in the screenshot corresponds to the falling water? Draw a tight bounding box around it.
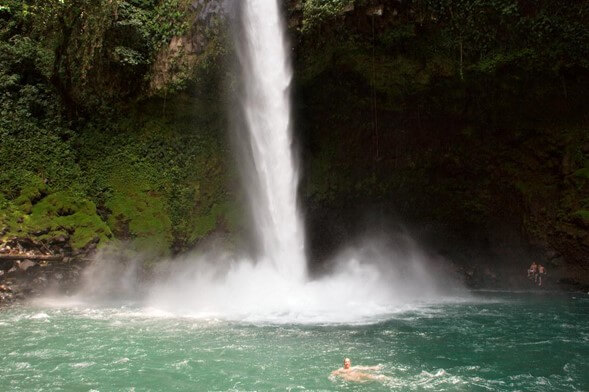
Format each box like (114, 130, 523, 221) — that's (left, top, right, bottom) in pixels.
(237, 0, 306, 280)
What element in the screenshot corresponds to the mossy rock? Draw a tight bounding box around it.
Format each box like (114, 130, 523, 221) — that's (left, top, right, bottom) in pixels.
(106, 190, 173, 256)
(0, 196, 21, 241)
(0, 172, 47, 214)
(189, 201, 239, 243)
(26, 191, 112, 249)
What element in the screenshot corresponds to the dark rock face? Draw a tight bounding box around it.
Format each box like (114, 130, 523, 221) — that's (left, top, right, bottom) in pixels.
(290, 0, 589, 288)
(0, 238, 94, 305)
(0, 257, 86, 305)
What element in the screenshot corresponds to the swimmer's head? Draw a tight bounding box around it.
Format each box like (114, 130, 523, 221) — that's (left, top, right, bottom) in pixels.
(343, 358, 351, 369)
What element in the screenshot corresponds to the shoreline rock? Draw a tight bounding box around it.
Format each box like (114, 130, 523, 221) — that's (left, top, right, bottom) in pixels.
(0, 237, 94, 306)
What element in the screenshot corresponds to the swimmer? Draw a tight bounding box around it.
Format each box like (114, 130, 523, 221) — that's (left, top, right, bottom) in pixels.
(331, 358, 385, 382)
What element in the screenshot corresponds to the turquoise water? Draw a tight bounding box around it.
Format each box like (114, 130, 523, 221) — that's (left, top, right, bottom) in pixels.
(1, 292, 588, 391)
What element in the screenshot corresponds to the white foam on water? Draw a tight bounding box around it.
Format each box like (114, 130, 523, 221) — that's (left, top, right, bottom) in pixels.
(30, 312, 50, 320)
(143, 238, 466, 324)
(15, 362, 31, 370)
(70, 362, 94, 369)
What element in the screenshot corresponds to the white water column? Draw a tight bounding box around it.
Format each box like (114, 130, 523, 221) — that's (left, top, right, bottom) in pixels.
(238, 0, 306, 280)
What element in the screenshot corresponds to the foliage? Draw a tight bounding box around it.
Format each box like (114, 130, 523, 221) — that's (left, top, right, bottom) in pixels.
(299, 0, 589, 81)
(296, 0, 589, 263)
(423, 0, 589, 73)
(0, 32, 82, 194)
(301, 0, 354, 33)
(0, 0, 197, 113)
(573, 168, 589, 180)
(0, 0, 235, 256)
(148, 0, 191, 48)
(70, 93, 237, 254)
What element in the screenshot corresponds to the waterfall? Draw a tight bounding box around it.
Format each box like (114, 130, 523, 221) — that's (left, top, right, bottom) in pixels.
(138, 0, 462, 323)
(236, 0, 306, 280)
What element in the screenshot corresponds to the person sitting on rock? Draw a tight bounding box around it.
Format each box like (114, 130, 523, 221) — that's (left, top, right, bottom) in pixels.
(538, 264, 547, 286)
(528, 262, 538, 281)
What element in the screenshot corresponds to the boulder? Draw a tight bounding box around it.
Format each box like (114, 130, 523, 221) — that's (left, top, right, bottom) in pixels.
(0, 259, 14, 271)
(32, 228, 50, 236)
(17, 260, 36, 272)
(50, 235, 68, 245)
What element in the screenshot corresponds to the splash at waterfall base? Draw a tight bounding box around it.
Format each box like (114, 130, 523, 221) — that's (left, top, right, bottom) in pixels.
(28, 231, 457, 324)
(161, 242, 464, 322)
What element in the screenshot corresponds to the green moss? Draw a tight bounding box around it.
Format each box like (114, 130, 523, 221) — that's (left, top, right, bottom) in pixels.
(0, 172, 47, 213)
(106, 177, 173, 256)
(573, 168, 589, 179)
(189, 201, 239, 243)
(0, 196, 21, 242)
(68, 91, 237, 255)
(26, 191, 112, 249)
(301, 0, 354, 33)
(0, 176, 111, 250)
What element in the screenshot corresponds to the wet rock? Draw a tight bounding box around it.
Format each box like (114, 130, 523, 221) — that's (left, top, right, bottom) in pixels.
(32, 276, 49, 290)
(288, 15, 300, 28)
(17, 260, 36, 272)
(366, 5, 383, 16)
(558, 277, 580, 287)
(0, 259, 14, 271)
(343, 3, 355, 13)
(545, 249, 561, 260)
(32, 228, 50, 236)
(483, 267, 498, 282)
(547, 256, 564, 268)
(0, 292, 14, 303)
(290, 0, 303, 11)
(50, 235, 68, 245)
